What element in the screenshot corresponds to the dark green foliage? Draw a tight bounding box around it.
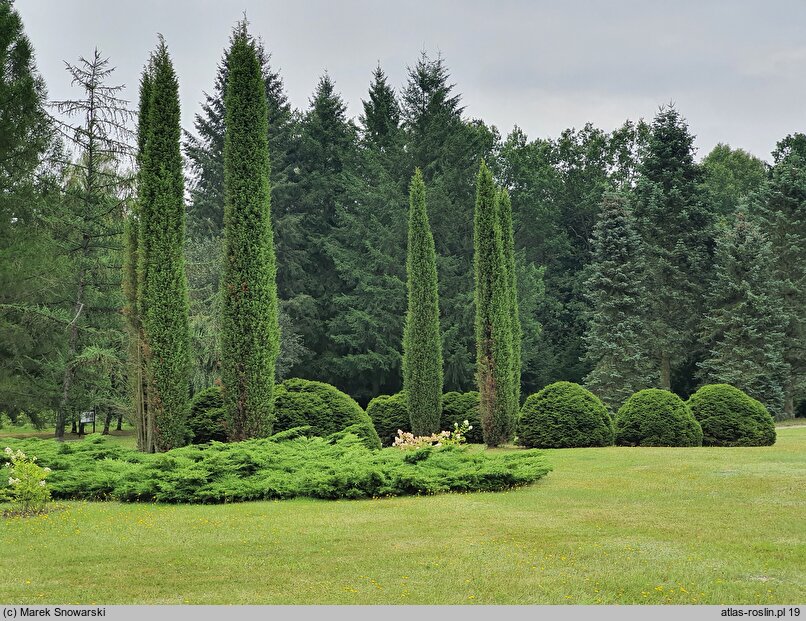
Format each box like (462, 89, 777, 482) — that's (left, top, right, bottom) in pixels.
(277, 75, 357, 384)
(138, 40, 190, 451)
(220, 25, 280, 441)
(366, 392, 409, 446)
(497, 189, 522, 406)
(474, 161, 515, 446)
(187, 386, 226, 444)
(584, 193, 657, 410)
(440, 391, 483, 444)
(754, 134, 806, 418)
(403, 169, 442, 434)
(0, 0, 50, 189)
(273, 378, 381, 449)
(1, 434, 550, 503)
(633, 106, 713, 391)
(697, 212, 788, 419)
(687, 384, 776, 447)
(0, 1, 64, 418)
(615, 389, 702, 447)
(517, 382, 613, 449)
(326, 66, 406, 403)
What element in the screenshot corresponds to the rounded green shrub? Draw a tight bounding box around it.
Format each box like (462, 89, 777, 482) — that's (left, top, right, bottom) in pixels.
(687, 384, 776, 447)
(615, 389, 702, 447)
(273, 378, 381, 449)
(517, 381, 614, 448)
(441, 391, 483, 444)
(187, 386, 227, 444)
(367, 392, 410, 446)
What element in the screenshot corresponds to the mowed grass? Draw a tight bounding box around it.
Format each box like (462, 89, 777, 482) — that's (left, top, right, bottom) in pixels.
(0, 428, 804, 605)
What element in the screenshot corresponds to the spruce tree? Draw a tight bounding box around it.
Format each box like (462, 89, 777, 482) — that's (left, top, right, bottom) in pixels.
(633, 106, 713, 390)
(754, 134, 806, 417)
(497, 188, 521, 406)
(138, 39, 190, 451)
(583, 193, 658, 410)
(698, 211, 788, 419)
(327, 66, 407, 402)
(403, 169, 442, 435)
(474, 161, 515, 446)
(220, 24, 280, 440)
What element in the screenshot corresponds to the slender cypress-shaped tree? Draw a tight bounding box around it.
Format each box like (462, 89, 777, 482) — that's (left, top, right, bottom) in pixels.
(583, 192, 658, 410)
(698, 211, 789, 419)
(403, 168, 442, 434)
(474, 161, 515, 446)
(128, 64, 152, 451)
(220, 24, 280, 440)
(497, 188, 521, 407)
(138, 39, 190, 451)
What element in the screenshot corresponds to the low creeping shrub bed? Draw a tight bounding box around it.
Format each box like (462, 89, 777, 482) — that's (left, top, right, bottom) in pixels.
(0, 431, 551, 503)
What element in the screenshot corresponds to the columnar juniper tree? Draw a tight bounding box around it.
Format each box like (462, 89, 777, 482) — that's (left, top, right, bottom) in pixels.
(474, 161, 515, 446)
(220, 24, 280, 440)
(125, 65, 152, 451)
(497, 188, 521, 407)
(138, 39, 190, 451)
(403, 168, 442, 435)
(698, 211, 788, 419)
(583, 192, 658, 410)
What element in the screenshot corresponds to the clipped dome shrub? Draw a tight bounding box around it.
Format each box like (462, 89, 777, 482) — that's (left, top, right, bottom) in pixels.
(687, 384, 776, 447)
(273, 378, 381, 449)
(187, 386, 227, 444)
(615, 389, 702, 447)
(441, 391, 483, 444)
(517, 381, 614, 448)
(367, 392, 410, 446)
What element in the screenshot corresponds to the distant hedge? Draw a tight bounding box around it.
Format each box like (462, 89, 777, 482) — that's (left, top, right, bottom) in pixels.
(517, 381, 614, 448)
(440, 391, 483, 444)
(615, 389, 702, 447)
(0, 434, 552, 503)
(687, 384, 776, 447)
(187, 386, 227, 444)
(273, 378, 381, 449)
(367, 392, 409, 446)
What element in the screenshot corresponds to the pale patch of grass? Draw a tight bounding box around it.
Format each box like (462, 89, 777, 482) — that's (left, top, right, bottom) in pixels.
(1, 428, 803, 605)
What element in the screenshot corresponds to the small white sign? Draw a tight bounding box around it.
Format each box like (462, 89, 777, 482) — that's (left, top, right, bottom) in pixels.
(80, 411, 95, 423)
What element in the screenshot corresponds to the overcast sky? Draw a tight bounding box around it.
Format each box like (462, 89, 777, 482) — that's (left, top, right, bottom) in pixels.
(16, 0, 806, 162)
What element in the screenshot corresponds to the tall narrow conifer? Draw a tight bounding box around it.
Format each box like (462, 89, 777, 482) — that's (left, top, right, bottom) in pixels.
(474, 161, 515, 446)
(497, 188, 521, 406)
(138, 39, 190, 451)
(129, 64, 152, 452)
(403, 169, 442, 434)
(220, 24, 280, 440)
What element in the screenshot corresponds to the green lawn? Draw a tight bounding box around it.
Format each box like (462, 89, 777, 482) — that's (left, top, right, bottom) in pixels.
(1, 428, 804, 605)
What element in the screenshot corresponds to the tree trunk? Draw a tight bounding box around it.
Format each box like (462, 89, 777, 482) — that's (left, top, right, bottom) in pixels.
(116, 413, 123, 431)
(660, 351, 671, 390)
(56, 256, 88, 441)
(102, 411, 112, 435)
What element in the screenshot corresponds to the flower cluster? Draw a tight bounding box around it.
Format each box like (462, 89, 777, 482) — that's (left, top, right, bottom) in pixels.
(392, 420, 473, 449)
(2, 447, 52, 514)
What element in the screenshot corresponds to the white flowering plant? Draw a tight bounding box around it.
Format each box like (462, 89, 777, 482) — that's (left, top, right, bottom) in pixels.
(1, 447, 52, 514)
(392, 420, 473, 449)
